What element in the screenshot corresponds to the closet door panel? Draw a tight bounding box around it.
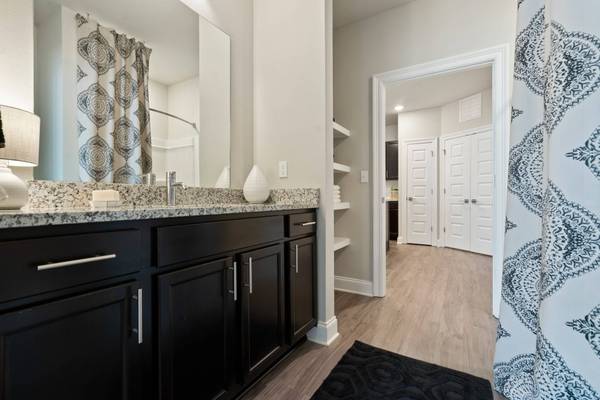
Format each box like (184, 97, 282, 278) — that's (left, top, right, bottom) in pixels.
(443, 136, 470, 251)
(469, 131, 493, 255)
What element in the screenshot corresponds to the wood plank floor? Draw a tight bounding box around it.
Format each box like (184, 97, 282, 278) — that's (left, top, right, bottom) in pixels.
(242, 243, 499, 399)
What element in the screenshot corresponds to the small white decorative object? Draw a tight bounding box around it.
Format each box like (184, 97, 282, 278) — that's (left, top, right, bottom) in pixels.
(92, 189, 120, 202)
(90, 200, 122, 210)
(214, 166, 230, 188)
(243, 165, 270, 204)
(0, 167, 28, 209)
(0, 105, 40, 210)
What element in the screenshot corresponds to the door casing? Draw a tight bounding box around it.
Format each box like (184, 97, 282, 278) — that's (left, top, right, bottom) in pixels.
(371, 45, 511, 318)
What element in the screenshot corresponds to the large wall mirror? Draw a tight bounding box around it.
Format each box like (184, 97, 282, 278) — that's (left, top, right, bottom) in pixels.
(33, 0, 231, 187)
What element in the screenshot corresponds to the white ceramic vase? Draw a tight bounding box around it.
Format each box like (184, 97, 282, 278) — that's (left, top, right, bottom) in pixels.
(243, 165, 270, 204)
(0, 166, 28, 209)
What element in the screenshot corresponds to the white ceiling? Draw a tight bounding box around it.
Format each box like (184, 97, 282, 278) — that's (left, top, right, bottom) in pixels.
(333, 0, 415, 28)
(386, 65, 493, 125)
(35, 0, 200, 86)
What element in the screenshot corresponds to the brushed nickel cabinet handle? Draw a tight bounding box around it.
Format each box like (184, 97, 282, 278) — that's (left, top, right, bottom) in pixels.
(37, 254, 116, 271)
(464, 199, 469, 204)
(132, 289, 143, 344)
(297, 221, 316, 226)
(248, 257, 253, 295)
(471, 199, 478, 204)
(295, 244, 299, 274)
(229, 262, 238, 301)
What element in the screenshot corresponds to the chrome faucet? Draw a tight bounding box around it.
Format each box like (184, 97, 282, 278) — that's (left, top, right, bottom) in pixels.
(166, 171, 185, 206)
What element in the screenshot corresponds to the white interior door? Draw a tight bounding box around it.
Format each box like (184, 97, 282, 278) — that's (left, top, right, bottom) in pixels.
(443, 136, 470, 251)
(406, 141, 434, 245)
(469, 130, 493, 255)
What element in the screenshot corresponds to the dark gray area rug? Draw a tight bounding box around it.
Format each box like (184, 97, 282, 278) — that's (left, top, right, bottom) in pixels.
(311, 341, 493, 400)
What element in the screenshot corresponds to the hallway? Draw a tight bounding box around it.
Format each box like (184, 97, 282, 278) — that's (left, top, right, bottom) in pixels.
(243, 244, 498, 399)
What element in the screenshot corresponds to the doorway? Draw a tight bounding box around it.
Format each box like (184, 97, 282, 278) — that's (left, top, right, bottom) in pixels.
(372, 45, 511, 317)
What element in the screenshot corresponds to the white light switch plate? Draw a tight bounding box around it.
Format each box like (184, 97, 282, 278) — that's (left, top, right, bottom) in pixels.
(360, 170, 369, 183)
(278, 161, 288, 178)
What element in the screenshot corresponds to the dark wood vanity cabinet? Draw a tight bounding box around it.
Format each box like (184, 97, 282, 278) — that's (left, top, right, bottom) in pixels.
(0, 282, 143, 400)
(157, 258, 237, 400)
(388, 201, 399, 241)
(287, 236, 316, 345)
(0, 209, 317, 400)
(239, 245, 286, 383)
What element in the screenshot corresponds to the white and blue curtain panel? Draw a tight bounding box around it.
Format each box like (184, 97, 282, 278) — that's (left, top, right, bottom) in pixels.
(76, 14, 153, 183)
(494, 1, 600, 399)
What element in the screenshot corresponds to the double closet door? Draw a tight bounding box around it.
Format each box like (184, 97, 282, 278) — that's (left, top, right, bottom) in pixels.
(442, 130, 493, 255)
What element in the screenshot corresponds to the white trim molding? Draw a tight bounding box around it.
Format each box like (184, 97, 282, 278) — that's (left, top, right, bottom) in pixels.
(334, 275, 374, 296)
(307, 316, 340, 346)
(372, 44, 511, 317)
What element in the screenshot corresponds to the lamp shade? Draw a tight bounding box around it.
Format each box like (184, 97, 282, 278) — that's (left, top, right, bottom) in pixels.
(0, 105, 40, 167)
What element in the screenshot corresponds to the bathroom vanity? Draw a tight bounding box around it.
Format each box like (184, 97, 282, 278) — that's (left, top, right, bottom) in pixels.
(0, 199, 318, 400)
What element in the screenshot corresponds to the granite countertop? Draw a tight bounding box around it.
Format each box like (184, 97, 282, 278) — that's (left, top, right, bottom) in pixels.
(0, 182, 320, 229)
(0, 202, 318, 229)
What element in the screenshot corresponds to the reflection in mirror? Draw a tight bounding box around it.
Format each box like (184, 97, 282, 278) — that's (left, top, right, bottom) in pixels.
(33, 0, 231, 187)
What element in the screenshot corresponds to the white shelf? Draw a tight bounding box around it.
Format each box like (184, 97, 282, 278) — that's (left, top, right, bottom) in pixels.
(334, 202, 350, 210)
(333, 122, 351, 138)
(333, 162, 351, 174)
(334, 237, 351, 251)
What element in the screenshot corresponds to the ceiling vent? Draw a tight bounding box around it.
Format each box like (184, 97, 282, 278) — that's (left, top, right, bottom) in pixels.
(459, 93, 482, 122)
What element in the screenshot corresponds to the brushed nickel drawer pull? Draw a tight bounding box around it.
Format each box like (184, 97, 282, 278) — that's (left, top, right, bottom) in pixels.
(295, 244, 299, 274)
(248, 257, 253, 295)
(36, 254, 117, 271)
(229, 262, 238, 301)
(298, 221, 316, 226)
(132, 289, 143, 344)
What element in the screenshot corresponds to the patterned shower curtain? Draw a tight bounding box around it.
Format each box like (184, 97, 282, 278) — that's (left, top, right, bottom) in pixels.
(494, 1, 600, 399)
(76, 14, 152, 183)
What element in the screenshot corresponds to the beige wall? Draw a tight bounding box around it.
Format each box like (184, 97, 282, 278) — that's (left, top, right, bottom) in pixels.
(180, 0, 253, 188)
(441, 87, 492, 134)
(253, 0, 328, 188)
(333, 0, 516, 281)
(398, 107, 442, 140)
(1, 0, 35, 180)
(0, 0, 34, 112)
(254, 0, 337, 342)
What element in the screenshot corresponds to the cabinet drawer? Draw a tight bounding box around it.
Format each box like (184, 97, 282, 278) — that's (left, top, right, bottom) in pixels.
(286, 212, 317, 238)
(156, 216, 284, 267)
(0, 230, 141, 303)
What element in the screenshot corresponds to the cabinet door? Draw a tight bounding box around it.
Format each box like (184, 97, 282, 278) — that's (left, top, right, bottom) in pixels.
(158, 258, 237, 400)
(386, 141, 399, 180)
(288, 237, 316, 344)
(240, 245, 286, 383)
(388, 202, 399, 241)
(0, 283, 142, 400)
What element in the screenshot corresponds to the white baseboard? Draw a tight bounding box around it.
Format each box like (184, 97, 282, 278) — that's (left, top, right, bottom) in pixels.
(307, 317, 340, 346)
(334, 275, 373, 297)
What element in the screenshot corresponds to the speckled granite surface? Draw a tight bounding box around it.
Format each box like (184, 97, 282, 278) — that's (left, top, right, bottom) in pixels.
(0, 182, 319, 229)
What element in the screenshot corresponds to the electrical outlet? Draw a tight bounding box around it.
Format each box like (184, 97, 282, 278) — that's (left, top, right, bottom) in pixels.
(278, 161, 288, 178)
(360, 170, 369, 183)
